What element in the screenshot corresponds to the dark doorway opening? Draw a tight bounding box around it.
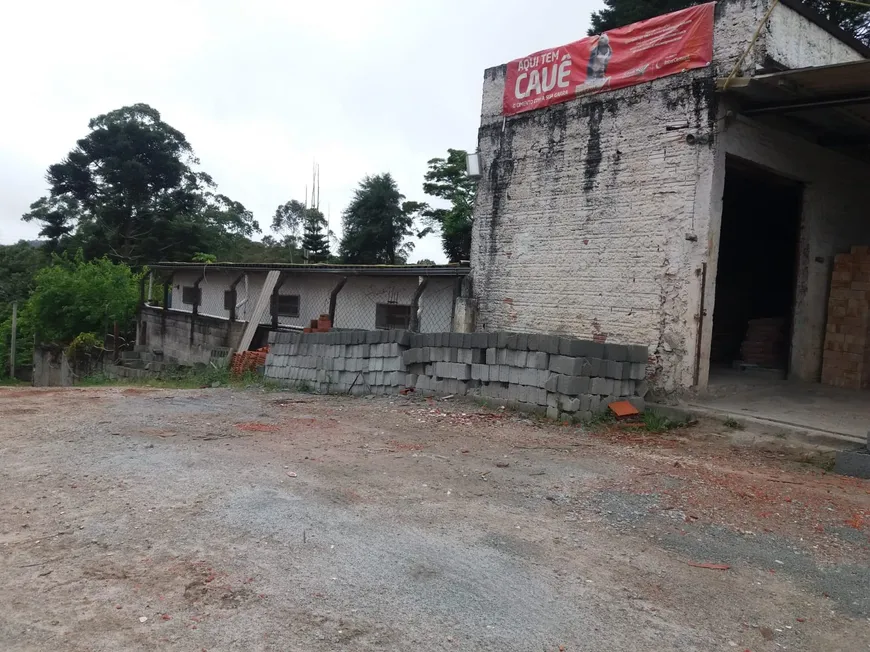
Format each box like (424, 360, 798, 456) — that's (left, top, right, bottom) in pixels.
(710, 158, 802, 376)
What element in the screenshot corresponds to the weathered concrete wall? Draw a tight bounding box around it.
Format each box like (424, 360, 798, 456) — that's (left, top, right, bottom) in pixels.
(766, 2, 865, 68)
(32, 347, 71, 387)
(721, 116, 870, 382)
(139, 306, 243, 365)
(472, 65, 718, 391)
(712, 0, 864, 74)
(265, 329, 649, 421)
(470, 0, 864, 391)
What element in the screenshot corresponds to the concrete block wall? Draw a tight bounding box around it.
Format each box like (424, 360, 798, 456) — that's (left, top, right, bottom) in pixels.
(139, 306, 240, 366)
(265, 329, 649, 421)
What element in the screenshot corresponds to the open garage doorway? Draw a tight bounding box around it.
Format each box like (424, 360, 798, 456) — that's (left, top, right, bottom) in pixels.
(710, 158, 803, 378)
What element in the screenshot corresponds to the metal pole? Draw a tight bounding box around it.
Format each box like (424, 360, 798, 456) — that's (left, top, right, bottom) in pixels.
(10, 301, 17, 378)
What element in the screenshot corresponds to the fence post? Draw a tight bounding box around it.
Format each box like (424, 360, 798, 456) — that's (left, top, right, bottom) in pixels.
(329, 276, 348, 326)
(271, 273, 288, 331)
(190, 273, 205, 345)
(409, 278, 429, 333)
(9, 301, 17, 378)
(161, 272, 174, 339)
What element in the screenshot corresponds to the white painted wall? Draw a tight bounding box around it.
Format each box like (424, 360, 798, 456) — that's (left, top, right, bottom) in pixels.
(166, 270, 457, 333)
(472, 66, 718, 391)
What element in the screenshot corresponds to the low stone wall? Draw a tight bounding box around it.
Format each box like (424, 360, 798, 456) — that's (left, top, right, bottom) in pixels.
(266, 330, 649, 421)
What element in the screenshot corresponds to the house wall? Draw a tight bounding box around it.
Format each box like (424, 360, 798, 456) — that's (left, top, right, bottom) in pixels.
(470, 0, 865, 391)
(719, 115, 870, 382)
(332, 276, 456, 332)
(165, 270, 458, 334)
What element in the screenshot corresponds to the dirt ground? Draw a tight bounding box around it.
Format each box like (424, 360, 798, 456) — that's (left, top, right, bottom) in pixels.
(1, 386, 869, 651)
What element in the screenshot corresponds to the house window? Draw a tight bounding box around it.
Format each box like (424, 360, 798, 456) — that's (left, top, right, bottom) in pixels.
(376, 303, 412, 329)
(181, 286, 201, 305)
(224, 289, 236, 311)
(272, 294, 300, 318)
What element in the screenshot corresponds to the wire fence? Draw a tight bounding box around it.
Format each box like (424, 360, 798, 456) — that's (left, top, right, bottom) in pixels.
(145, 269, 460, 334)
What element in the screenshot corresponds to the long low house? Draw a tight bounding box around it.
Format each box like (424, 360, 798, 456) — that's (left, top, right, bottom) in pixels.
(137, 263, 471, 365)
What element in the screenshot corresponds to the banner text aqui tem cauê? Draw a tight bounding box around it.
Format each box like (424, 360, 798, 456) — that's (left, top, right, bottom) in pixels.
(503, 3, 715, 116)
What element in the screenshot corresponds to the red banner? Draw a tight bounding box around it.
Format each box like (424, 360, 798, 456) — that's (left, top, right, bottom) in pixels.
(502, 3, 715, 116)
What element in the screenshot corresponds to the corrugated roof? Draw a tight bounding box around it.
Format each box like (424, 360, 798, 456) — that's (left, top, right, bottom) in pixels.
(150, 261, 471, 277)
(718, 60, 870, 163)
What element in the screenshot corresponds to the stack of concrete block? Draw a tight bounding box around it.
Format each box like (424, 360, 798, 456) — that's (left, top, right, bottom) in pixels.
(401, 332, 647, 421)
(264, 329, 649, 421)
(265, 329, 411, 394)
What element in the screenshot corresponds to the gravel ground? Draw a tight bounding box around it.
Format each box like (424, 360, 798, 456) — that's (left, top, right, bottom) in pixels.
(1, 386, 869, 651)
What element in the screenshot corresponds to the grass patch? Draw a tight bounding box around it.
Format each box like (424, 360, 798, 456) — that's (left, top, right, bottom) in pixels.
(80, 363, 264, 390)
(0, 377, 27, 387)
(642, 410, 686, 433)
(723, 417, 744, 430)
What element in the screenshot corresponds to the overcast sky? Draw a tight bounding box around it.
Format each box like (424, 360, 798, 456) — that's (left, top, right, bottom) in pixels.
(1, 0, 598, 262)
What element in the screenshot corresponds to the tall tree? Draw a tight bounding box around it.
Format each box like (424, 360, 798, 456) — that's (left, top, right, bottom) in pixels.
(22, 103, 259, 265)
(418, 149, 478, 262)
(271, 199, 331, 262)
(301, 208, 331, 262)
(589, 0, 869, 44)
(339, 174, 418, 265)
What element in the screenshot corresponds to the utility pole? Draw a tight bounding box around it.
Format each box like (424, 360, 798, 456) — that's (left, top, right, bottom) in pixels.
(10, 301, 17, 378)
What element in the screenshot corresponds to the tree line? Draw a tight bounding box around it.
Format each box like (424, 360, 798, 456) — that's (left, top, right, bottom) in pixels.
(0, 103, 477, 375)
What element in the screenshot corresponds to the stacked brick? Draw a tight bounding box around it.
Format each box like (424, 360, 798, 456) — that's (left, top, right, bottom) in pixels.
(740, 318, 786, 368)
(303, 314, 333, 334)
(404, 332, 648, 421)
(231, 347, 268, 376)
(266, 329, 649, 420)
(821, 246, 870, 389)
(265, 330, 411, 394)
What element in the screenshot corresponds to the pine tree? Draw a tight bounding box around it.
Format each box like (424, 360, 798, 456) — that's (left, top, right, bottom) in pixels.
(302, 208, 330, 262)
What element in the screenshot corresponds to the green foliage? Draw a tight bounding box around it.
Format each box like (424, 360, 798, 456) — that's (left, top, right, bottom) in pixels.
(339, 173, 418, 264)
(642, 410, 685, 433)
(0, 241, 47, 304)
(301, 209, 331, 262)
(27, 252, 141, 344)
(588, 0, 868, 45)
(22, 103, 259, 266)
(272, 199, 330, 263)
(0, 305, 34, 379)
(66, 332, 103, 358)
(723, 417, 745, 430)
(418, 149, 478, 262)
(192, 252, 217, 263)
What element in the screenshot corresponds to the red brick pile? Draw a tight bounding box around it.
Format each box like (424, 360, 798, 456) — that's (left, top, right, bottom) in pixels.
(739, 317, 786, 368)
(231, 346, 269, 376)
(303, 314, 332, 333)
(821, 246, 870, 389)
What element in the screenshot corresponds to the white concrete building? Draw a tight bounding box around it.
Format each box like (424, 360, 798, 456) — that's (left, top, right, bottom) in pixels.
(137, 263, 468, 364)
(471, 0, 870, 392)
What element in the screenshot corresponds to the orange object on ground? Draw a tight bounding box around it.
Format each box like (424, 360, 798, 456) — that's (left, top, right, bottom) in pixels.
(609, 400, 639, 418)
